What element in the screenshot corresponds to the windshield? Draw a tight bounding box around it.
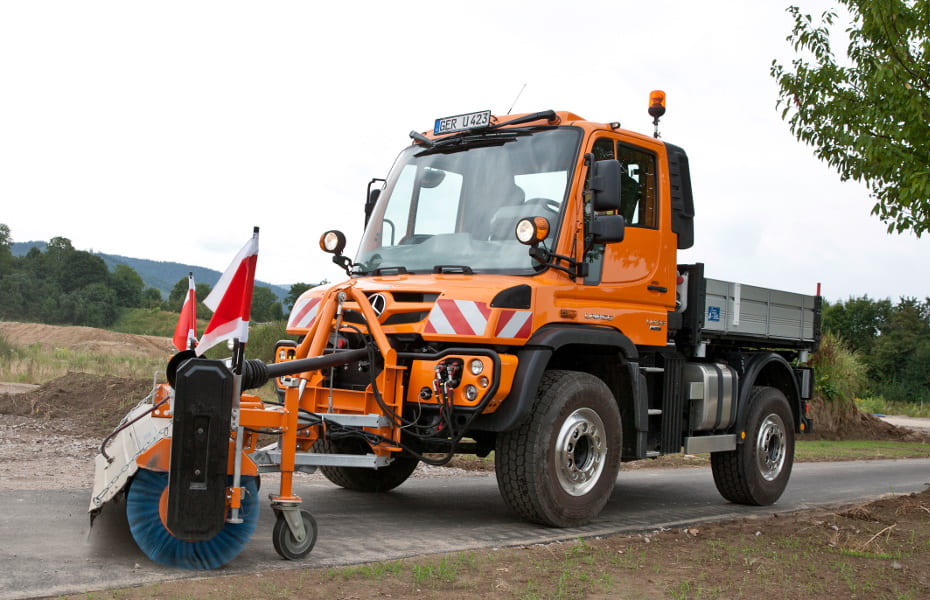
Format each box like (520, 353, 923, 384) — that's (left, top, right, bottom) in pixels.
(355, 127, 581, 275)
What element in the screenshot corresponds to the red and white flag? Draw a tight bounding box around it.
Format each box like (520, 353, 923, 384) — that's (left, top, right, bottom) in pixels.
(196, 229, 259, 356)
(172, 272, 198, 351)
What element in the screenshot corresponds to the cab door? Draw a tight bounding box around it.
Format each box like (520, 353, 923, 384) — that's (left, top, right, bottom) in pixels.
(585, 136, 676, 310)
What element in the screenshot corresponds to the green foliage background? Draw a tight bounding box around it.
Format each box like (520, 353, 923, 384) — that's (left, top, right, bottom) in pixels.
(771, 1, 930, 236)
(822, 295, 930, 404)
(0, 226, 301, 330)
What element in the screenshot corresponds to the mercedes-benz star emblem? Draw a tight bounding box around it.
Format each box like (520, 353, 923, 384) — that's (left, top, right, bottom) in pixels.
(369, 293, 387, 317)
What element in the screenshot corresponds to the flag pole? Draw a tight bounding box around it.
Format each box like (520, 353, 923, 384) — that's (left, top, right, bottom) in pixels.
(186, 272, 197, 351)
(229, 226, 258, 524)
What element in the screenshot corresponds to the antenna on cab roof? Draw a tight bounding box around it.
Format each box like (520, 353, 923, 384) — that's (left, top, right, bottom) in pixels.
(506, 83, 528, 115)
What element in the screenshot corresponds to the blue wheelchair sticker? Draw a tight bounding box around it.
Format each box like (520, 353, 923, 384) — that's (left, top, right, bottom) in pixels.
(707, 306, 721, 322)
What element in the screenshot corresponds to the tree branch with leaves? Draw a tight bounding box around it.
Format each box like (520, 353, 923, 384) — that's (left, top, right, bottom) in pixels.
(771, 1, 930, 236)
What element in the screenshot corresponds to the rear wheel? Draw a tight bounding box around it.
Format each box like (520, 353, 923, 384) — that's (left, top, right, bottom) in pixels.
(314, 437, 419, 492)
(711, 386, 795, 505)
(495, 370, 622, 527)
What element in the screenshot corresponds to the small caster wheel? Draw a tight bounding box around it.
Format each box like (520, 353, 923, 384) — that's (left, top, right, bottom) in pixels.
(272, 509, 318, 560)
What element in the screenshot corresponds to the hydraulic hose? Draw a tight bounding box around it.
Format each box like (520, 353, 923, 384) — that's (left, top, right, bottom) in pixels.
(239, 346, 370, 391)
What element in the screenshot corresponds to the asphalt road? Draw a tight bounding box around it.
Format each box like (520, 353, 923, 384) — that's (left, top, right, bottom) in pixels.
(2, 459, 929, 600)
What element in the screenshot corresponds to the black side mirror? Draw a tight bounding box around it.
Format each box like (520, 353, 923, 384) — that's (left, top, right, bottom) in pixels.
(590, 214, 625, 244)
(364, 188, 381, 227)
(591, 159, 622, 212)
(365, 178, 385, 228)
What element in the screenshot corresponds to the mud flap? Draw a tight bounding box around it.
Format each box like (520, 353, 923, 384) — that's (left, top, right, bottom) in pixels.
(168, 358, 232, 540)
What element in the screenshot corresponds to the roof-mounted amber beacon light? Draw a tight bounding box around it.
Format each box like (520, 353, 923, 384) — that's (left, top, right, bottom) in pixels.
(648, 90, 666, 138)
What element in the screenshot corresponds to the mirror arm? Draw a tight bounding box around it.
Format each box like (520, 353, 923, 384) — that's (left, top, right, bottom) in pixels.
(528, 247, 586, 280)
(332, 254, 355, 276)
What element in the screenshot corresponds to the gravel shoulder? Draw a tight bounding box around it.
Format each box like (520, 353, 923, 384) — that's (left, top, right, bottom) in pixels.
(879, 414, 930, 432)
(0, 413, 475, 492)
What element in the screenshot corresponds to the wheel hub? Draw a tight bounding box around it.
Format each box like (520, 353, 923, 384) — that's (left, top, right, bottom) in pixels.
(756, 414, 787, 481)
(555, 408, 607, 496)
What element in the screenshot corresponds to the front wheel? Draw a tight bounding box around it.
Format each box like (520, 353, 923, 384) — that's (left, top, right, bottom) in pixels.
(495, 370, 622, 527)
(313, 437, 419, 492)
(711, 386, 795, 505)
(272, 509, 318, 560)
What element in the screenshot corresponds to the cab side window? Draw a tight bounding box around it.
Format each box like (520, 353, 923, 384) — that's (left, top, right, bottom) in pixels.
(592, 138, 614, 162)
(617, 144, 658, 229)
(591, 139, 658, 229)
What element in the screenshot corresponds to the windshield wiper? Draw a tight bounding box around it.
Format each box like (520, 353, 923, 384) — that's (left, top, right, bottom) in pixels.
(490, 109, 557, 129)
(432, 265, 473, 275)
(352, 264, 409, 277)
(414, 128, 542, 157)
(372, 266, 408, 276)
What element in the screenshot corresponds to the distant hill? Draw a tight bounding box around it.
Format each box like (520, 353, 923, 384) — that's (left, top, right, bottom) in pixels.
(10, 241, 290, 301)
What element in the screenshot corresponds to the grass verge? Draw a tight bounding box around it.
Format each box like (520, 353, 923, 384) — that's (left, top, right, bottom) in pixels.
(0, 342, 166, 383)
(856, 396, 930, 419)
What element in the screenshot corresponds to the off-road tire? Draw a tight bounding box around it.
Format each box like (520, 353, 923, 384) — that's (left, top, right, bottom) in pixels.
(495, 370, 622, 527)
(313, 438, 419, 492)
(711, 386, 795, 505)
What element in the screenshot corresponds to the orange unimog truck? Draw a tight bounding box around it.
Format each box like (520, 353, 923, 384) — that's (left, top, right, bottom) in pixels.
(91, 95, 818, 569)
(272, 97, 818, 528)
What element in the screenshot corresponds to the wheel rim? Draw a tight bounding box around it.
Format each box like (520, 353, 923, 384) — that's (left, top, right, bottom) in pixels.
(285, 514, 314, 553)
(555, 407, 607, 496)
(274, 511, 317, 559)
(755, 413, 787, 481)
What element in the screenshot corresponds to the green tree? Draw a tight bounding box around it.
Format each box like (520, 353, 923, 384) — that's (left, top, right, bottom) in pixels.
(250, 286, 284, 322)
(0, 223, 12, 275)
(60, 251, 109, 293)
(285, 281, 327, 313)
(60, 282, 119, 327)
(821, 295, 891, 354)
(141, 287, 164, 309)
(0, 271, 31, 320)
(869, 297, 930, 402)
(109, 264, 145, 307)
(771, 1, 930, 235)
(166, 276, 212, 319)
(42, 236, 74, 283)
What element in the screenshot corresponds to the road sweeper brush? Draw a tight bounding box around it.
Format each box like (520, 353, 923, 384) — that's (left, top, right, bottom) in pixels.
(90, 294, 378, 570)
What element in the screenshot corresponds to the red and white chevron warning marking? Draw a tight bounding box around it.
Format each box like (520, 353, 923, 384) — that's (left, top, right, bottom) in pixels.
(287, 296, 321, 329)
(425, 299, 491, 336)
(494, 309, 532, 338)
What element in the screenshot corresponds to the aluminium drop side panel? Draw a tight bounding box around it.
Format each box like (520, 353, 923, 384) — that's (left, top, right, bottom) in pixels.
(701, 279, 816, 346)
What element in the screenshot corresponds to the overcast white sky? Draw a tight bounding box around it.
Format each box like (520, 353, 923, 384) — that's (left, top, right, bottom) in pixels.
(1, 1, 927, 303)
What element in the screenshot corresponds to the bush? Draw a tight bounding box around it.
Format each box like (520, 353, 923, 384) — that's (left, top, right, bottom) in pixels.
(811, 331, 868, 403)
(245, 321, 296, 363)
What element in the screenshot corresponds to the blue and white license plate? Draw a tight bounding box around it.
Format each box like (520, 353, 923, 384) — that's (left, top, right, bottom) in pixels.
(433, 110, 491, 135)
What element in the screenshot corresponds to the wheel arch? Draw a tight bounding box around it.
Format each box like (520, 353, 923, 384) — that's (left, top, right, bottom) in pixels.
(473, 324, 639, 433)
(736, 352, 803, 435)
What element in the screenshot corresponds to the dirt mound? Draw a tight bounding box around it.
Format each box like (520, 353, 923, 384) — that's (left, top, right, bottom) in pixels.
(0, 321, 173, 358)
(808, 395, 930, 443)
(0, 372, 155, 438)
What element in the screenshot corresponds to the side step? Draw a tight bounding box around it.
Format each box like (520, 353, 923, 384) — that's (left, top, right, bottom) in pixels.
(684, 434, 737, 454)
